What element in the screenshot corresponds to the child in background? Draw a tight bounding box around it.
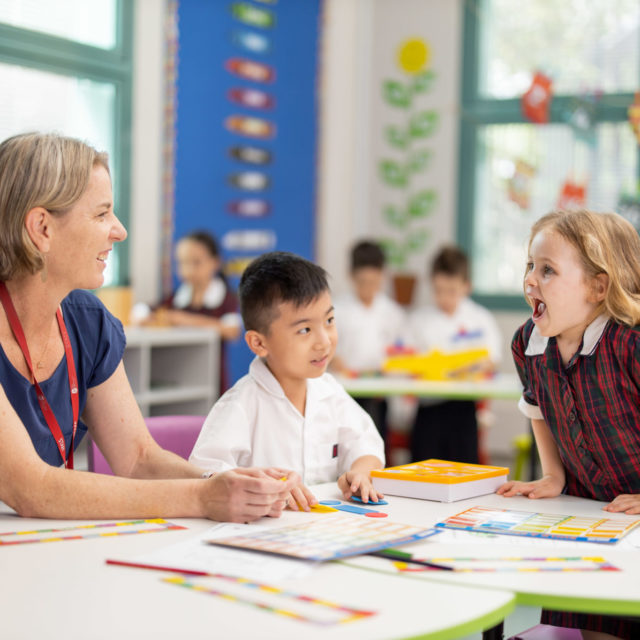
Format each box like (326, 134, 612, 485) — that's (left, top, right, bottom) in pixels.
(408, 245, 502, 464)
(498, 210, 640, 639)
(331, 240, 406, 442)
(155, 231, 241, 392)
(189, 251, 385, 509)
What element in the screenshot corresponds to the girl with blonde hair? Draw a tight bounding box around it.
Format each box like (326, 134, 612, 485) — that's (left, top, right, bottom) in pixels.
(499, 209, 640, 639)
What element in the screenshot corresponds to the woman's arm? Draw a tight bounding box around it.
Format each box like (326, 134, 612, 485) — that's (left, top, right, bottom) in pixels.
(0, 375, 297, 521)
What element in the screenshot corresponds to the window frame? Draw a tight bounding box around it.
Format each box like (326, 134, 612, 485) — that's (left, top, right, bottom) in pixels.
(457, 0, 637, 311)
(0, 0, 133, 284)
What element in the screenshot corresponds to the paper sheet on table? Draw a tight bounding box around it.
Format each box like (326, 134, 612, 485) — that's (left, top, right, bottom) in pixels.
(110, 523, 315, 583)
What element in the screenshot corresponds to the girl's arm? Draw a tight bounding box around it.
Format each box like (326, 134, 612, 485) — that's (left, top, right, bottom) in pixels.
(497, 418, 566, 498)
(163, 309, 241, 340)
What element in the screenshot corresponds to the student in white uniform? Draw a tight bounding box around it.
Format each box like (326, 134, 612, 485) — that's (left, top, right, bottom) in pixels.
(189, 251, 385, 510)
(332, 240, 406, 442)
(408, 246, 502, 463)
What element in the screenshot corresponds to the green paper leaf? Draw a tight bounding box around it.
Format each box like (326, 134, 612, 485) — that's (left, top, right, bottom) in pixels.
(409, 110, 439, 138)
(383, 205, 408, 229)
(379, 238, 407, 269)
(408, 190, 437, 217)
(407, 149, 432, 173)
(379, 159, 408, 187)
(383, 80, 411, 108)
(385, 125, 410, 149)
(412, 70, 436, 94)
(406, 228, 429, 252)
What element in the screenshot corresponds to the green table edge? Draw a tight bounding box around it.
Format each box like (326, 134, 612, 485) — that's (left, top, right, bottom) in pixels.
(338, 561, 516, 639)
(396, 599, 515, 640)
(343, 388, 521, 401)
(514, 592, 640, 616)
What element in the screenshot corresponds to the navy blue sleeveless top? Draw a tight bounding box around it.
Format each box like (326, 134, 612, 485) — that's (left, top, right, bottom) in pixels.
(0, 289, 125, 466)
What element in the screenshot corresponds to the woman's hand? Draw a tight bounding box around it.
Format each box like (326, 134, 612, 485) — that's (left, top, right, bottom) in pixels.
(496, 474, 564, 499)
(201, 468, 299, 522)
(603, 494, 640, 515)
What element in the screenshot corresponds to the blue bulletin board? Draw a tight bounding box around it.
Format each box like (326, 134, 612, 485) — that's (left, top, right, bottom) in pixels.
(175, 0, 323, 385)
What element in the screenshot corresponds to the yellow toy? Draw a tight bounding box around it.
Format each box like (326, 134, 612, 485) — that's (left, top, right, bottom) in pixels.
(382, 348, 492, 381)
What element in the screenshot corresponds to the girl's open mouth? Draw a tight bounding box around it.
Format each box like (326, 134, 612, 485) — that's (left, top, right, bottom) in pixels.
(532, 298, 546, 320)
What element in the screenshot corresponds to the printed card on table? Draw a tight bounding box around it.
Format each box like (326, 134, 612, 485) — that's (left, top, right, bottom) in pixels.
(436, 506, 640, 544)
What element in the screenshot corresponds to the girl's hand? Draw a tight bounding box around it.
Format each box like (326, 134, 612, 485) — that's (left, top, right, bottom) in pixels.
(496, 474, 564, 499)
(603, 494, 640, 515)
(338, 470, 384, 503)
(285, 483, 317, 512)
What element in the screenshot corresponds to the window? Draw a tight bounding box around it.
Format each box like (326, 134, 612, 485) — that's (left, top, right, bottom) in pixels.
(458, 0, 640, 308)
(0, 0, 133, 285)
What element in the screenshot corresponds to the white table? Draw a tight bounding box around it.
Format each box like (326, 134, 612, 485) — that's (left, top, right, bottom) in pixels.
(0, 503, 515, 640)
(334, 487, 640, 618)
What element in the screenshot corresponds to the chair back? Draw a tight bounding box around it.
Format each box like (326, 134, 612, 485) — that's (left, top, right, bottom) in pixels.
(87, 415, 205, 475)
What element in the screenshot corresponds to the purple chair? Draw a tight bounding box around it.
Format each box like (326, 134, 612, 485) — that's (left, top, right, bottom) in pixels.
(507, 624, 582, 640)
(87, 415, 205, 475)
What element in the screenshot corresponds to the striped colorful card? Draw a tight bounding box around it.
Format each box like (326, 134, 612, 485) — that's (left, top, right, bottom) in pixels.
(0, 518, 185, 546)
(436, 506, 640, 544)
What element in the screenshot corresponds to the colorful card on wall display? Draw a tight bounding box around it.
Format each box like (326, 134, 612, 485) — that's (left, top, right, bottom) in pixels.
(209, 514, 437, 561)
(436, 506, 640, 544)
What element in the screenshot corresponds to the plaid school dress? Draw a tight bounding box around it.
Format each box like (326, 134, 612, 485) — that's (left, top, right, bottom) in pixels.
(513, 315, 640, 638)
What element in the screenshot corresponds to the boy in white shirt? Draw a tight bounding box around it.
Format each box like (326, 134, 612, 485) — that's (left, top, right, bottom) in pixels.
(408, 245, 502, 463)
(332, 240, 406, 442)
(190, 251, 385, 510)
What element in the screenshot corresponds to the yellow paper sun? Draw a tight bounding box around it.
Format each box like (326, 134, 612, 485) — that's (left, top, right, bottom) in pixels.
(398, 38, 430, 74)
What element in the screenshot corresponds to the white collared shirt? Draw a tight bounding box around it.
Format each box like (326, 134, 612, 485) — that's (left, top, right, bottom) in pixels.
(517, 314, 610, 420)
(333, 292, 406, 371)
(189, 357, 385, 484)
(408, 297, 503, 362)
(172, 278, 241, 327)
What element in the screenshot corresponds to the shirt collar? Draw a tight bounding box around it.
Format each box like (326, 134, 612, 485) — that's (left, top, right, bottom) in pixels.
(524, 313, 610, 356)
(248, 355, 335, 403)
(249, 356, 286, 398)
(172, 278, 226, 309)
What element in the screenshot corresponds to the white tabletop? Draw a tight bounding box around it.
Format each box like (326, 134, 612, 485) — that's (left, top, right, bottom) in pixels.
(331, 486, 640, 617)
(337, 373, 523, 401)
(0, 503, 514, 640)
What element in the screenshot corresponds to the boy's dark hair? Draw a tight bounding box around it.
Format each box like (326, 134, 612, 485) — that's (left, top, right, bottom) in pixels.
(350, 240, 386, 272)
(239, 251, 329, 333)
(183, 230, 220, 258)
(430, 245, 470, 282)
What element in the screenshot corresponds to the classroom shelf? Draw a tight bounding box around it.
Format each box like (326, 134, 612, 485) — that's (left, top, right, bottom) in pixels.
(124, 327, 219, 417)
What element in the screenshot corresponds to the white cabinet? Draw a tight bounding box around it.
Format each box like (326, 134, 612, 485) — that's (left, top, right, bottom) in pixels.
(123, 327, 219, 417)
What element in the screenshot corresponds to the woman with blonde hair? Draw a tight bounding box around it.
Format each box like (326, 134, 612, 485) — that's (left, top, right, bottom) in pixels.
(498, 209, 640, 639)
(0, 132, 296, 522)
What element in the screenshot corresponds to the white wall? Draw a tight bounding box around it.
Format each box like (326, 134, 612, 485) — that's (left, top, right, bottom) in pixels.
(130, 0, 166, 304)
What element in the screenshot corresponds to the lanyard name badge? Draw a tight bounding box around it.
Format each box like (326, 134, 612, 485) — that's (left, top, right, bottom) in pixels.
(0, 282, 79, 469)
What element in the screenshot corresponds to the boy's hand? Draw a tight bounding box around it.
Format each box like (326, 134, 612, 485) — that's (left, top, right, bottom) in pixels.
(285, 482, 318, 512)
(338, 470, 384, 503)
(604, 494, 640, 514)
(496, 474, 564, 499)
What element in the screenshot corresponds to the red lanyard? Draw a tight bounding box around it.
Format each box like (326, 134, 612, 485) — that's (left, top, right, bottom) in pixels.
(0, 282, 79, 469)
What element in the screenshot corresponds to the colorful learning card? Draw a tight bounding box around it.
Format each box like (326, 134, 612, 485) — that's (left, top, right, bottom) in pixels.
(162, 574, 376, 626)
(436, 506, 640, 544)
(390, 555, 619, 573)
(209, 513, 437, 561)
(0, 519, 185, 546)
